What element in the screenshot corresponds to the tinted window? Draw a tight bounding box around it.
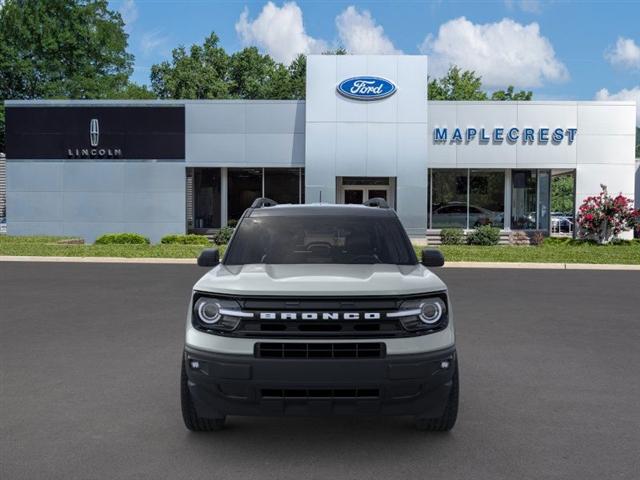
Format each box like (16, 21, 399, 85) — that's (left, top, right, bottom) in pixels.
(224, 215, 417, 265)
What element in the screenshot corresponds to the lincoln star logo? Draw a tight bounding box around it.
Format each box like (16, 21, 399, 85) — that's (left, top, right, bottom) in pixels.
(67, 117, 122, 159)
(89, 118, 99, 147)
(337, 76, 397, 100)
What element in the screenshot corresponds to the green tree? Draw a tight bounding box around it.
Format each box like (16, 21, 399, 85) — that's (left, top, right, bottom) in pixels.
(428, 66, 533, 102)
(428, 66, 488, 101)
(288, 54, 306, 100)
(228, 47, 286, 99)
(551, 174, 575, 213)
(150, 33, 230, 99)
(150, 33, 308, 100)
(491, 86, 533, 101)
(0, 0, 137, 151)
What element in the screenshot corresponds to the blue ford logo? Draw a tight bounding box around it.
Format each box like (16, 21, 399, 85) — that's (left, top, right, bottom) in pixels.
(337, 76, 397, 100)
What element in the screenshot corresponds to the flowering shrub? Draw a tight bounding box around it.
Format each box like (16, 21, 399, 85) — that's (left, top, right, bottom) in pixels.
(576, 185, 639, 244)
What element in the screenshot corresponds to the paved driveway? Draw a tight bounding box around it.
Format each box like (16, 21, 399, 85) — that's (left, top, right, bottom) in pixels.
(1, 262, 639, 480)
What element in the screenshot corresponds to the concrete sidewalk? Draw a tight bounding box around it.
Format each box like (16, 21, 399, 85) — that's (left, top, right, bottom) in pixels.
(1, 255, 639, 270)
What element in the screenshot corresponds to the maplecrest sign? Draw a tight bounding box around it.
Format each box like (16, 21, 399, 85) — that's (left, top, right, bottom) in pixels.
(433, 127, 577, 144)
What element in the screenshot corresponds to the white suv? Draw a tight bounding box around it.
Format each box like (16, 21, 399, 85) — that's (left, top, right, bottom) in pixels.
(181, 198, 458, 431)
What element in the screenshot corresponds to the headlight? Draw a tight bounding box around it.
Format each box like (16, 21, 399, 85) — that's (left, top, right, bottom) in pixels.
(419, 299, 445, 324)
(192, 294, 252, 332)
(195, 298, 222, 324)
(388, 295, 448, 332)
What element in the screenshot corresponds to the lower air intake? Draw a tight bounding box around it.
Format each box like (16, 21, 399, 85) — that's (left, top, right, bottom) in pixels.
(255, 342, 385, 359)
(261, 388, 380, 399)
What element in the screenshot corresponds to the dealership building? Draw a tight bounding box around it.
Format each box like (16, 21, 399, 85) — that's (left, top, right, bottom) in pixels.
(3, 55, 638, 242)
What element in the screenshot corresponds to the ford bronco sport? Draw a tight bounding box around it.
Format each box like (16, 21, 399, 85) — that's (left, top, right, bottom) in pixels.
(181, 198, 458, 431)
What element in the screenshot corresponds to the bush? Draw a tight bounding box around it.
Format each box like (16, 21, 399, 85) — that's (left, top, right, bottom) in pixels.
(509, 231, 529, 246)
(577, 184, 639, 244)
(530, 231, 545, 246)
(466, 225, 500, 246)
(212, 226, 235, 245)
(161, 234, 211, 245)
(94, 233, 150, 245)
(440, 228, 464, 245)
(543, 236, 571, 246)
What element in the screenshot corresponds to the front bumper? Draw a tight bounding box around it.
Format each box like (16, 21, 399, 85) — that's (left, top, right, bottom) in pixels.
(184, 345, 456, 418)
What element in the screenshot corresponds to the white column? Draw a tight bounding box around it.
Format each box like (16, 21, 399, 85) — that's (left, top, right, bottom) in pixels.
(504, 169, 512, 231)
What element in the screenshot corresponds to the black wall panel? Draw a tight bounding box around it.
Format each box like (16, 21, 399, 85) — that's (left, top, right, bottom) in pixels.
(6, 106, 185, 159)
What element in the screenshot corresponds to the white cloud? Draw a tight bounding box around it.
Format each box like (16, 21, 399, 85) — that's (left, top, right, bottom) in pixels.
(119, 0, 138, 33)
(420, 17, 568, 89)
(605, 37, 640, 70)
(235, 1, 327, 64)
(140, 30, 167, 56)
(504, 0, 542, 14)
(595, 87, 640, 125)
(335, 6, 401, 55)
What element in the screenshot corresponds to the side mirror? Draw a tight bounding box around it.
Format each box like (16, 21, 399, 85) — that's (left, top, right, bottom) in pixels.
(421, 248, 445, 267)
(197, 248, 220, 267)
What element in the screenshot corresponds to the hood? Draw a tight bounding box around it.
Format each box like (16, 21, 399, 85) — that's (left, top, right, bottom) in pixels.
(193, 263, 447, 297)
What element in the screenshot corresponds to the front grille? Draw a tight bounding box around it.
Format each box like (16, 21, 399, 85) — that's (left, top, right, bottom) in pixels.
(239, 319, 404, 338)
(256, 342, 385, 359)
(261, 388, 380, 399)
(193, 293, 448, 339)
(231, 296, 407, 339)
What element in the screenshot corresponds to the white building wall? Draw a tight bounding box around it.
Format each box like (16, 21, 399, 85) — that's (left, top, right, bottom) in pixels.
(6, 160, 185, 243)
(428, 100, 636, 238)
(305, 55, 429, 235)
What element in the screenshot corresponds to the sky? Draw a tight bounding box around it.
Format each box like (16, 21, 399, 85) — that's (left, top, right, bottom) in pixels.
(112, 0, 640, 123)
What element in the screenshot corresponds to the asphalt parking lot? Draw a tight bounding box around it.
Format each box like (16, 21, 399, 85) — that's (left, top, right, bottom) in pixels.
(1, 262, 639, 480)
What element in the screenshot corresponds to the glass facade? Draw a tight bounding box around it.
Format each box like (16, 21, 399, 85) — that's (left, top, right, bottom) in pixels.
(511, 170, 538, 229)
(264, 168, 303, 205)
(469, 170, 505, 228)
(228, 168, 263, 223)
(430, 170, 469, 228)
(429, 169, 505, 229)
(192, 168, 221, 230)
(428, 168, 553, 231)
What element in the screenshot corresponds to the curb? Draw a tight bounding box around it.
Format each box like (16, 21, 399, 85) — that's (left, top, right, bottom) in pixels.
(444, 262, 640, 270)
(0, 255, 196, 264)
(1, 255, 639, 270)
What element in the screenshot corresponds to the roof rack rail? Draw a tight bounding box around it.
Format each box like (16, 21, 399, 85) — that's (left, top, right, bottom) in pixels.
(363, 197, 389, 209)
(251, 197, 278, 208)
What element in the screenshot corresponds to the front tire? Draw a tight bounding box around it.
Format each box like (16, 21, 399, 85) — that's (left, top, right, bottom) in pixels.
(181, 358, 226, 431)
(415, 360, 459, 432)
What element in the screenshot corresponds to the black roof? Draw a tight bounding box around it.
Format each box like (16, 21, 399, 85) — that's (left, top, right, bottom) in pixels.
(246, 203, 396, 218)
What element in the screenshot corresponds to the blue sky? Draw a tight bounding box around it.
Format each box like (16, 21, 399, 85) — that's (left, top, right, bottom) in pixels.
(113, 0, 640, 121)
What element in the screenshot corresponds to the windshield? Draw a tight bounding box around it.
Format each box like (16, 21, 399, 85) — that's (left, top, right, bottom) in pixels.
(224, 215, 417, 265)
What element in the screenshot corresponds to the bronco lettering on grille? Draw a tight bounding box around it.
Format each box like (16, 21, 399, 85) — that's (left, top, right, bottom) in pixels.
(258, 312, 382, 320)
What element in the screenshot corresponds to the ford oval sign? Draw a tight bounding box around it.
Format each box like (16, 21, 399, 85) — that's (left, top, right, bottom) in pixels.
(337, 77, 397, 101)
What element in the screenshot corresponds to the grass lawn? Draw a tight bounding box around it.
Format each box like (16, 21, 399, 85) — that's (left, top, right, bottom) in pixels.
(1, 235, 638, 264)
(434, 244, 639, 265)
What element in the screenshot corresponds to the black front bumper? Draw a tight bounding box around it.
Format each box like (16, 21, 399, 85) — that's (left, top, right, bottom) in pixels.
(184, 345, 456, 418)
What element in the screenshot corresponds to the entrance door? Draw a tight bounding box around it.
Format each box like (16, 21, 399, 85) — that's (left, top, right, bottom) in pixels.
(367, 189, 388, 202)
(338, 177, 395, 207)
(344, 188, 365, 204)
(343, 188, 387, 204)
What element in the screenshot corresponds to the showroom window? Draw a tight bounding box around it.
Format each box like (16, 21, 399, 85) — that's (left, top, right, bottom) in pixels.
(228, 168, 304, 224)
(228, 168, 263, 223)
(511, 170, 551, 230)
(429, 169, 505, 229)
(189, 168, 221, 231)
(264, 168, 304, 205)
